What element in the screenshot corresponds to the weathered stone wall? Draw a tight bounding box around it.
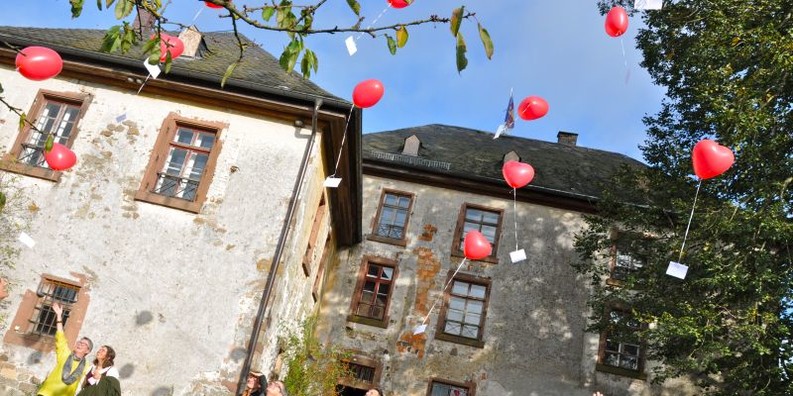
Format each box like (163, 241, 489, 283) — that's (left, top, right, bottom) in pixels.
(0, 66, 329, 395)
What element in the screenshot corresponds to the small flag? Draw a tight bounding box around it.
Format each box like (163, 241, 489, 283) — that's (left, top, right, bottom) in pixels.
(635, 0, 663, 10)
(494, 89, 515, 139)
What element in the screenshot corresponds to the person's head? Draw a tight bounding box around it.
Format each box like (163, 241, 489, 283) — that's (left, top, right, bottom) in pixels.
(366, 388, 383, 396)
(246, 370, 267, 390)
(74, 337, 93, 359)
(265, 380, 288, 396)
(94, 345, 116, 366)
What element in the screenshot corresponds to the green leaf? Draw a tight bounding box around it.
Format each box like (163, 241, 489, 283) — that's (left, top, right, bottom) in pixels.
(163, 52, 172, 73)
(345, 0, 360, 16)
(221, 62, 238, 88)
(385, 34, 397, 55)
(44, 134, 54, 152)
(455, 33, 467, 73)
(396, 26, 408, 48)
(300, 48, 318, 78)
(105, 0, 115, 7)
(478, 23, 493, 60)
(100, 25, 122, 52)
(0, 82, 4, 94)
(70, 0, 85, 18)
(148, 51, 161, 65)
(450, 6, 464, 37)
(261, 6, 275, 21)
(17, 112, 26, 131)
(114, 0, 133, 20)
(279, 39, 302, 72)
(96, 0, 102, 11)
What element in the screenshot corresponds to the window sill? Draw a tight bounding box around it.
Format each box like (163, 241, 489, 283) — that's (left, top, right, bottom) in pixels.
(595, 363, 646, 380)
(451, 252, 499, 265)
(0, 159, 62, 182)
(435, 332, 485, 348)
(606, 278, 625, 287)
(366, 234, 408, 247)
(135, 190, 202, 213)
(346, 314, 388, 329)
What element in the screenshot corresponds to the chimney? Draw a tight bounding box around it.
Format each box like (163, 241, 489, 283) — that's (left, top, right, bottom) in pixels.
(557, 131, 578, 146)
(132, 5, 157, 38)
(178, 26, 203, 58)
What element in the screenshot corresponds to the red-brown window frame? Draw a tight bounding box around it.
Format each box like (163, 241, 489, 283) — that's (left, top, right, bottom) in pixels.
(451, 203, 503, 264)
(425, 377, 477, 396)
(596, 305, 647, 380)
(346, 256, 398, 329)
(135, 113, 226, 213)
(435, 270, 490, 348)
(3, 273, 90, 352)
(0, 90, 92, 182)
(367, 189, 414, 247)
(337, 354, 382, 391)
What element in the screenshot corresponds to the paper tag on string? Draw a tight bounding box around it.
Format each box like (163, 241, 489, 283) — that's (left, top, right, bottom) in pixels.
(634, 0, 663, 9)
(412, 324, 427, 335)
(345, 36, 358, 56)
(509, 249, 527, 263)
(666, 261, 688, 279)
(143, 59, 161, 79)
(324, 177, 342, 188)
(18, 232, 35, 248)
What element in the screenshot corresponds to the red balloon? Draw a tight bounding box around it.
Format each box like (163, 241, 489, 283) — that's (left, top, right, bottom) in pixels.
(44, 143, 77, 171)
(16, 46, 63, 81)
(159, 34, 185, 62)
(388, 0, 410, 8)
(463, 230, 492, 260)
(352, 79, 385, 108)
(502, 160, 535, 189)
(205, 1, 224, 8)
(517, 96, 549, 121)
(605, 6, 629, 38)
(692, 139, 735, 180)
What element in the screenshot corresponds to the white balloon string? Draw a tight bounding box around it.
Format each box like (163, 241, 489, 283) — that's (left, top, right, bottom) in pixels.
(192, 6, 204, 23)
(135, 74, 151, 95)
(620, 36, 629, 82)
(422, 257, 467, 325)
(330, 103, 356, 177)
(678, 179, 703, 262)
(355, 6, 390, 41)
(513, 187, 519, 251)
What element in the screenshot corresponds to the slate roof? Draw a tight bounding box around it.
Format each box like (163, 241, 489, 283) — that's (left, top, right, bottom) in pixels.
(0, 26, 342, 101)
(363, 124, 646, 201)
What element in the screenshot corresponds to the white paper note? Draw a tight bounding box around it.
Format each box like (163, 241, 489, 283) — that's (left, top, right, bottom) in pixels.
(345, 36, 358, 56)
(18, 232, 35, 248)
(666, 261, 688, 279)
(143, 59, 161, 79)
(412, 324, 427, 335)
(324, 177, 342, 188)
(510, 249, 527, 263)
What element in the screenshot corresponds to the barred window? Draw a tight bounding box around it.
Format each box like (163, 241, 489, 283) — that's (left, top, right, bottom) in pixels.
(30, 279, 80, 336)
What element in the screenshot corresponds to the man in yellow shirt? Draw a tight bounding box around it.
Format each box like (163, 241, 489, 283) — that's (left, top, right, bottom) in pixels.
(37, 302, 93, 396)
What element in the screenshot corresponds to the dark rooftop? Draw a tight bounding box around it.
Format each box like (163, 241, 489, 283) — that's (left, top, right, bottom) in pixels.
(363, 124, 646, 201)
(0, 26, 341, 101)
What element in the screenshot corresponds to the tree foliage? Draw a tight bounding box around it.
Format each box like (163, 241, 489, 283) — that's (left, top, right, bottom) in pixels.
(280, 316, 350, 396)
(575, 1, 793, 394)
(72, 0, 494, 78)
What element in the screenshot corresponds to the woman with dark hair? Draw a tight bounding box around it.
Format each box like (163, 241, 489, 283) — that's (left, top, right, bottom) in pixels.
(366, 388, 384, 396)
(243, 370, 267, 396)
(76, 345, 120, 396)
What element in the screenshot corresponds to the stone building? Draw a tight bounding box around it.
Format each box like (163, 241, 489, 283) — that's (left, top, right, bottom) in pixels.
(0, 25, 361, 395)
(318, 125, 697, 395)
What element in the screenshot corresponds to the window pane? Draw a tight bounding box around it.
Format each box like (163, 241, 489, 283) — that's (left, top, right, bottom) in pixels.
(197, 132, 215, 149)
(463, 312, 480, 325)
(482, 211, 499, 224)
(384, 193, 398, 206)
(451, 281, 469, 296)
(469, 285, 486, 299)
(377, 283, 390, 295)
(444, 321, 461, 335)
(381, 267, 393, 280)
(165, 148, 187, 175)
(465, 208, 482, 222)
(467, 300, 483, 314)
(188, 153, 208, 180)
(176, 128, 195, 144)
(367, 265, 380, 277)
(363, 281, 376, 293)
(446, 309, 463, 322)
(480, 226, 497, 242)
(397, 196, 410, 208)
(449, 296, 466, 311)
(461, 324, 479, 338)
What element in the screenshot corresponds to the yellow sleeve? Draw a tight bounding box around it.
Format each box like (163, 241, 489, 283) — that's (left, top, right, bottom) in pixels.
(54, 330, 70, 361)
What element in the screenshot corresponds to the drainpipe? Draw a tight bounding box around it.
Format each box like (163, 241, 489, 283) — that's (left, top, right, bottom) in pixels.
(237, 97, 324, 394)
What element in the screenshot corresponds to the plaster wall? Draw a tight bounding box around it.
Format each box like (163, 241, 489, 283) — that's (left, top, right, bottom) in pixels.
(0, 66, 326, 395)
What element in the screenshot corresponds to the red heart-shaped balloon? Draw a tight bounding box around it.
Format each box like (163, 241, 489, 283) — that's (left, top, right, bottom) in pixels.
(605, 6, 629, 38)
(352, 79, 385, 108)
(463, 230, 492, 260)
(518, 96, 549, 121)
(16, 46, 63, 81)
(159, 34, 185, 62)
(388, 0, 410, 8)
(205, 1, 224, 8)
(502, 160, 535, 189)
(44, 143, 77, 171)
(692, 139, 734, 180)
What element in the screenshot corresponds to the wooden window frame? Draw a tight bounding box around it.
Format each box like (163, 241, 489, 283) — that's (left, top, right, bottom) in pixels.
(0, 90, 92, 182)
(312, 236, 332, 304)
(337, 354, 382, 391)
(435, 271, 490, 348)
(596, 306, 647, 380)
(347, 256, 398, 329)
(451, 203, 503, 264)
(367, 189, 414, 247)
(606, 232, 647, 287)
(135, 113, 226, 213)
(3, 274, 90, 352)
(303, 196, 327, 276)
(426, 377, 477, 396)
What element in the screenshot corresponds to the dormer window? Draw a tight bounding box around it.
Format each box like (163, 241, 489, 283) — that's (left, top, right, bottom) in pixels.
(402, 135, 420, 156)
(503, 150, 520, 163)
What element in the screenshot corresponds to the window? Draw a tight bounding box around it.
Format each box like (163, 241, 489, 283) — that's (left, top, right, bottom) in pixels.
(427, 378, 475, 396)
(303, 196, 327, 276)
(597, 308, 646, 379)
(337, 355, 381, 392)
(608, 234, 648, 286)
(1, 90, 91, 182)
(347, 256, 397, 328)
(436, 272, 490, 348)
(4, 274, 89, 352)
(452, 204, 503, 262)
(368, 189, 413, 246)
(135, 113, 225, 213)
(312, 236, 332, 303)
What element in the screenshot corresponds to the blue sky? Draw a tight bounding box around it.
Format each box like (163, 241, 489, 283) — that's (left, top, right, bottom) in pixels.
(0, 0, 667, 162)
